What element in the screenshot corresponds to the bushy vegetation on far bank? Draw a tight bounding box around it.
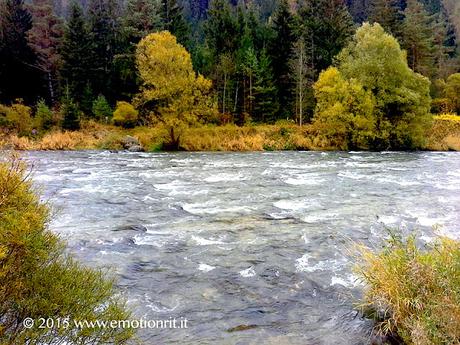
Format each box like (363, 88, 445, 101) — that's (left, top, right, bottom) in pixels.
(356, 233, 460, 345)
(2, 23, 460, 153)
(0, 155, 134, 344)
(1, 115, 460, 152)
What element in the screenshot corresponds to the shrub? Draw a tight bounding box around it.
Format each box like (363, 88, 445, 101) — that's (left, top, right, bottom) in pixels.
(444, 73, 460, 114)
(0, 103, 33, 135)
(355, 232, 460, 345)
(113, 101, 138, 128)
(34, 99, 53, 130)
(0, 155, 134, 344)
(61, 96, 81, 131)
(92, 95, 113, 122)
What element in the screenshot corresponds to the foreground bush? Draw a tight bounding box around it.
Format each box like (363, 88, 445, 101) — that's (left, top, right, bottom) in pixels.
(356, 233, 460, 345)
(0, 155, 133, 344)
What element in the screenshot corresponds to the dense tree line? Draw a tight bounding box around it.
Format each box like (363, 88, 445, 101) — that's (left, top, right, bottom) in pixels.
(0, 0, 459, 130)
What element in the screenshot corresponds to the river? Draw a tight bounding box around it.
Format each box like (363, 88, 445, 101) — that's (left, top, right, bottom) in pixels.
(26, 151, 460, 344)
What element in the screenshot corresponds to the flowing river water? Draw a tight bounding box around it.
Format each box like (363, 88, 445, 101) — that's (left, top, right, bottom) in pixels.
(27, 151, 460, 345)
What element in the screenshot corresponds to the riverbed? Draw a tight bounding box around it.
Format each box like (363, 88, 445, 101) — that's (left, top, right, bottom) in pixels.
(27, 151, 460, 344)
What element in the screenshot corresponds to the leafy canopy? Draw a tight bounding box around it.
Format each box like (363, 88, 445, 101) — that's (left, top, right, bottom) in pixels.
(313, 23, 432, 150)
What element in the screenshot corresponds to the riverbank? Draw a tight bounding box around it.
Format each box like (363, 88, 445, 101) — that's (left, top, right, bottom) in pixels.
(1, 115, 460, 152)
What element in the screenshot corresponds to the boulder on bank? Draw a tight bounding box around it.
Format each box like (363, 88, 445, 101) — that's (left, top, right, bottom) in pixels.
(121, 135, 144, 152)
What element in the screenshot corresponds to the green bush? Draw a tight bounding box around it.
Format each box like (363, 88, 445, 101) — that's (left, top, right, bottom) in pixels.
(34, 99, 53, 130)
(0, 155, 134, 344)
(444, 73, 460, 114)
(113, 101, 138, 128)
(356, 232, 460, 345)
(92, 95, 113, 122)
(0, 103, 33, 135)
(61, 96, 81, 131)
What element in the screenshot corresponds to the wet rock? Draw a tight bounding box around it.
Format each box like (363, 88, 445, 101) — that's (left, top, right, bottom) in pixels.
(227, 324, 258, 333)
(127, 145, 144, 152)
(113, 224, 148, 232)
(121, 136, 144, 152)
(129, 224, 148, 232)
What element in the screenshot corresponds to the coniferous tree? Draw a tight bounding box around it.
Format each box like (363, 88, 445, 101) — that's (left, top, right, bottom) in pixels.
(432, 7, 458, 79)
(88, 0, 121, 99)
(61, 88, 81, 130)
(161, 0, 190, 48)
(27, 0, 63, 104)
(253, 49, 278, 122)
(124, 0, 162, 43)
(270, 0, 296, 119)
(402, 0, 436, 77)
(0, 0, 41, 103)
(297, 0, 354, 119)
(60, 2, 93, 107)
(368, 0, 404, 39)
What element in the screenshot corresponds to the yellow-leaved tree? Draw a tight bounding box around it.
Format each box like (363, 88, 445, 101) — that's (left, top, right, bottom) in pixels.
(135, 31, 217, 149)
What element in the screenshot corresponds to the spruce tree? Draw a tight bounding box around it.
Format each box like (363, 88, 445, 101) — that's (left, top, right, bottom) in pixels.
(270, 0, 296, 119)
(61, 89, 81, 130)
(88, 0, 121, 99)
(60, 2, 93, 107)
(368, 0, 404, 39)
(0, 0, 41, 103)
(161, 0, 190, 48)
(402, 0, 436, 77)
(253, 49, 278, 122)
(27, 0, 63, 104)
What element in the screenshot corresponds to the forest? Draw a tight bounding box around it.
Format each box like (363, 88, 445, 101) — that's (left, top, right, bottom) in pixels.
(1, 0, 460, 150)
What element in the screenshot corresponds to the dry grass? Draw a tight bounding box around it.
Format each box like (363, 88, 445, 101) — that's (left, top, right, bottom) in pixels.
(426, 114, 460, 151)
(2, 116, 459, 152)
(355, 233, 460, 345)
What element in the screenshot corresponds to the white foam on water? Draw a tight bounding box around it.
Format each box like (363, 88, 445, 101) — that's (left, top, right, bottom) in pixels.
(296, 255, 346, 273)
(205, 173, 245, 183)
(295, 253, 312, 272)
(330, 274, 362, 288)
(284, 176, 325, 186)
(133, 235, 166, 247)
(273, 199, 311, 211)
(198, 263, 216, 272)
(239, 267, 256, 278)
(417, 216, 445, 227)
(183, 202, 252, 216)
(376, 177, 421, 186)
(378, 215, 399, 225)
(302, 213, 336, 223)
(191, 235, 226, 246)
(338, 171, 367, 180)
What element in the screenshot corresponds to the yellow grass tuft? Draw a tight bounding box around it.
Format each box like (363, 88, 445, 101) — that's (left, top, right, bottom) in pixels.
(355, 233, 460, 345)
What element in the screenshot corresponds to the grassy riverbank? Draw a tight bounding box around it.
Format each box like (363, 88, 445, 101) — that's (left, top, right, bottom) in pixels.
(1, 115, 460, 152)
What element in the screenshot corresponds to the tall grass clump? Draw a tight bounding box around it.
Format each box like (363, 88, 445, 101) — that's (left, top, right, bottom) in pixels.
(0, 154, 134, 344)
(355, 233, 460, 345)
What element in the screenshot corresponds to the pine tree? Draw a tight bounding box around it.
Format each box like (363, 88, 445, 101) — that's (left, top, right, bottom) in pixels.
(432, 8, 458, 79)
(205, 0, 238, 58)
(289, 38, 309, 126)
(60, 2, 93, 106)
(297, 0, 354, 120)
(124, 0, 162, 43)
(61, 88, 81, 130)
(402, 0, 436, 77)
(368, 0, 404, 39)
(270, 0, 296, 119)
(27, 0, 63, 104)
(88, 0, 121, 98)
(298, 0, 354, 78)
(0, 0, 41, 103)
(253, 49, 278, 122)
(161, 0, 190, 48)
(346, 0, 371, 23)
